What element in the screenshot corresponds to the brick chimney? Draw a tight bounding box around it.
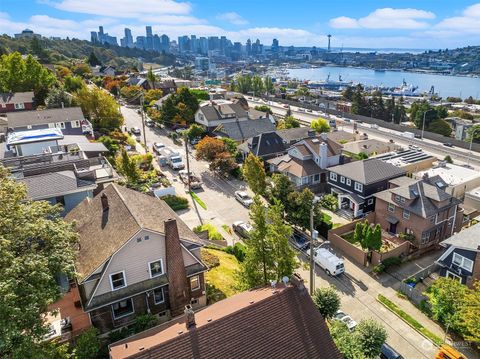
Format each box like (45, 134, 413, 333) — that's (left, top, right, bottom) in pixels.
(165, 218, 190, 317)
(100, 193, 109, 212)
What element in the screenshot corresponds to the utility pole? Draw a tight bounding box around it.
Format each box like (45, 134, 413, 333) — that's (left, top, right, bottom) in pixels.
(309, 206, 315, 294)
(140, 93, 147, 150)
(184, 135, 191, 192)
(421, 108, 433, 140)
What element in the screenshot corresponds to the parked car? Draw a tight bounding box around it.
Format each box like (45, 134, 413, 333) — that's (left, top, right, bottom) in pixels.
(152, 142, 165, 154)
(306, 109, 313, 113)
(234, 191, 253, 207)
(333, 310, 357, 331)
(130, 127, 141, 135)
(443, 142, 454, 147)
(232, 221, 253, 239)
(289, 229, 309, 251)
(178, 170, 202, 189)
(380, 343, 404, 359)
(408, 144, 422, 151)
(145, 119, 154, 127)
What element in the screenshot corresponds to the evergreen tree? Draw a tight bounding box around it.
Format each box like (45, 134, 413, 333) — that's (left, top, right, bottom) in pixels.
(242, 153, 266, 195)
(146, 67, 157, 90)
(87, 51, 101, 66)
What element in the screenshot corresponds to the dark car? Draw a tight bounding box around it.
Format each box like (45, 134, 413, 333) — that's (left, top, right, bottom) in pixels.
(380, 343, 404, 359)
(443, 142, 454, 147)
(289, 229, 309, 251)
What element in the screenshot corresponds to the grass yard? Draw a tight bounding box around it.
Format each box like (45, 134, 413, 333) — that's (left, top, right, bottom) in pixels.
(341, 231, 357, 244)
(202, 248, 241, 304)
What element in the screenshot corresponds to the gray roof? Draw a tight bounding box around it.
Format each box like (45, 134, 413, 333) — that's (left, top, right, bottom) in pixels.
(239, 131, 287, 157)
(77, 142, 108, 153)
(199, 101, 248, 122)
(375, 178, 460, 218)
(66, 184, 203, 281)
(19, 170, 96, 200)
(217, 118, 276, 141)
(7, 107, 84, 128)
(440, 223, 480, 251)
(0, 92, 35, 105)
(329, 158, 405, 185)
(276, 127, 315, 144)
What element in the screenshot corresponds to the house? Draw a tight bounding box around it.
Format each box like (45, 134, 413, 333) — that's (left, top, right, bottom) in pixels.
(91, 66, 116, 77)
(156, 80, 177, 95)
(268, 133, 343, 193)
(445, 117, 474, 141)
(343, 139, 401, 156)
(5, 128, 65, 157)
(436, 223, 480, 287)
(328, 158, 406, 218)
(6, 107, 93, 136)
(108, 278, 341, 359)
(153, 94, 172, 110)
(374, 177, 463, 251)
(238, 131, 287, 160)
(213, 117, 276, 142)
(0, 92, 35, 113)
(66, 184, 207, 334)
(276, 127, 316, 145)
(375, 148, 435, 175)
(0, 143, 117, 214)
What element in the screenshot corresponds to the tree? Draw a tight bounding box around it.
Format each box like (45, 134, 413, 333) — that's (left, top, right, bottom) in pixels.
(251, 75, 264, 96)
(30, 37, 50, 63)
(222, 137, 239, 155)
(72, 62, 92, 77)
(444, 155, 453, 164)
(330, 321, 365, 359)
(55, 65, 72, 79)
(342, 86, 354, 101)
(189, 89, 210, 101)
(264, 76, 274, 94)
(235, 74, 252, 94)
(243, 153, 266, 195)
(427, 277, 467, 330)
(144, 89, 163, 104)
(295, 86, 310, 97)
(195, 136, 226, 161)
(0, 167, 78, 357)
(45, 87, 72, 108)
(428, 119, 452, 137)
(254, 105, 273, 114)
(458, 282, 480, 345)
(160, 96, 177, 125)
(73, 327, 102, 359)
(146, 67, 157, 89)
(176, 87, 200, 122)
(117, 149, 140, 183)
(369, 224, 382, 251)
(63, 75, 85, 93)
(87, 51, 101, 66)
(353, 222, 364, 245)
(75, 87, 123, 131)
(351, 85, 368, 116)
(311, 117, 330, 133)
(277, 115, 300, 129)
(0, 52, 57, 104)
(121, 85, 143, 103)
(355, 319, 388, 358)
(269, 173, 294, 205)
(312, 286, 341, 319)
(209, 152, 238, 176)
(286, 188, 322, 230)
(185, 124, 205, 140)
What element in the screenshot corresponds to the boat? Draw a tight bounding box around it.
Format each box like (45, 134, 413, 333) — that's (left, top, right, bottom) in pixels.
(387, 80, 419, 97)
(308, 74, 354, 91)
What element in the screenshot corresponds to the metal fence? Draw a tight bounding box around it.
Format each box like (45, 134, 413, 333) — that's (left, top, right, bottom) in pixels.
(398, 263, 438, 307)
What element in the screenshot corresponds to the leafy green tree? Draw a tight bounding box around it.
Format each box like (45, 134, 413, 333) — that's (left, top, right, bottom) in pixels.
(286, 188, 322, 230)
(120, 85, 143, 102)
(295, 86, 310, 97)
(251, 75, 264, 96)
(444, 155, 453, 164)
(351, 85, 368, 116)
(185, 124, 205, 140)
(458, 282, 480, 345)
(75, 87, 123, 131)
(0, 167, 78, 357)
(144, 89, 163, 104)
(117, 149, 140, 183)
(73, 327, 102, 359)
(30, 37, 50, 63)
(427, 119, 452, 137)
(269, 173, 294, 205)
(312, 286, 341, 319)
(370, 224, 382, 251)
(409, 100, 448, 129)
(0, 52, 57, 104)
(355, 319, 388, 358)
(243, 153, 266, 195)
(72, 62, 92, 77)
(264, 76, 274, 94)
(189, 89, 210, 101)
(160, 96, 177, 125)
(45, 87, 72, 108)
(146, 67, 157, 89)
(277, 115, 300, 129)
(254, 105, 273, 114)
(342, 86, 354, 101)
(222, 137, 239, 155)
(311, 117, 330, 133)
(209, 152, 238, 176)
(330, 321, 366, 359)
(87, 51, 101, 66)
(353, 222, 364, 245)
(235, 74, 252, 94)
(427, 277, 467, 330)
(63, 75, 85, 93)
(369, 91, 386, 120)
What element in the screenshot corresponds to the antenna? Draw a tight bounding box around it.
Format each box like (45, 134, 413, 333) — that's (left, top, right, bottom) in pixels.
(327, 34, 332, 52)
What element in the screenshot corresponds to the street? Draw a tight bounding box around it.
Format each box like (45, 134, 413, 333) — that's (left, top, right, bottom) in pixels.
(120, 105, 456, 359)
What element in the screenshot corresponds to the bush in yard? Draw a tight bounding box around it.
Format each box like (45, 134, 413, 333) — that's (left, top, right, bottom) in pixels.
(312, 286, 340, 319)
(201, 249, 221, 268)
(355, 319, 388, 358)
(74, 328, 102, 359)
(319, 193, 338, 211)
(194, 223, 223, 240)
(132, 314, 158, 333)
(382, 256, 402, 269)
(161, 194, 189, 211)
(225, 243, 246, 262)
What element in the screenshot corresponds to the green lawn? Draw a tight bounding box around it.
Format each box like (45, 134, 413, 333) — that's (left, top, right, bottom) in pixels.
(341, 231, 357, 244)
(202, 248, 241, 303)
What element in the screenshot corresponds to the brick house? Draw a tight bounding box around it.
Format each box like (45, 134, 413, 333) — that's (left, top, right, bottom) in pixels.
(374, 176, 463, 251)
(436, 223, 480, 287)
(0, 92, 35, 113)
(66, 184, 207, 334)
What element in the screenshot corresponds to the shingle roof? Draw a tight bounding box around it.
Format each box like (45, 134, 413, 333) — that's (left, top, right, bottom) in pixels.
(109, 284, 342, 359)
(7, 107, 84, 128)
(303, 137, 343, 157)
(19, 170, 96, 200)
(240, 131, 287, 157)
(277, 157, 322, 178)
(329, 158, 405, 184)
(440, 222, 480, 251)
(65, 184, 202, 281)
(0, 92, 35, 105)
(216, 118, 275, 141)
(276, 127, 314, 144)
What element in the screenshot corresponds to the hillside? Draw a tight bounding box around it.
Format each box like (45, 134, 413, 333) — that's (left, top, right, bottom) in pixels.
(0, 35, 175, 70)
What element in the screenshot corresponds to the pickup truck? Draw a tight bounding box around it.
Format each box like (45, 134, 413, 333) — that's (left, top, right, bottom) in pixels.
(178, 170, 202, 189)
(158, 147, 185, 170)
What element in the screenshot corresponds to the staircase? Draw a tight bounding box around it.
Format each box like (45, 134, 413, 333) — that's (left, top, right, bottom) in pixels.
(336, 208, 354, 220)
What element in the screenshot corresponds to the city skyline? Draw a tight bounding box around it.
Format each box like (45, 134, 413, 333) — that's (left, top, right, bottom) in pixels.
(1, 0, 480, 49)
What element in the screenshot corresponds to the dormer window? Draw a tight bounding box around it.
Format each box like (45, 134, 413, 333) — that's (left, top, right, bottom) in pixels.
(395, 195, 406, 204)
(110, 271, 126, 291)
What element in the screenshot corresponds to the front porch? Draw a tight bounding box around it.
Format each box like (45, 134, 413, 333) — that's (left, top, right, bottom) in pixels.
(331, 188, 364, 219)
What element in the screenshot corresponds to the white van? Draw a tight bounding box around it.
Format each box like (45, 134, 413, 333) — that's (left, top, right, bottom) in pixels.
(313, 248, 345, 276)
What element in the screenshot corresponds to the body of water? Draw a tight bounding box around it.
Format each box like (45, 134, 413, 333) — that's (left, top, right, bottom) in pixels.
(287, 66, 480, 99)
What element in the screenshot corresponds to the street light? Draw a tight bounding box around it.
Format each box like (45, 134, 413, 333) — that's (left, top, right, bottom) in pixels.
(309, 197, 322, 294)
(421, 108, 434, 139)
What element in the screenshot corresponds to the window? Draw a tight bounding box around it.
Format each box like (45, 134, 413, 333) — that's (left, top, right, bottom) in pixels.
(27, 125, 32, 129)
(144, 235, 150, 241)
(55, 196, 65, 206)
(111, 298, 134, 319)
(110, 271, 126, 290)
(149, 259, 164, 278)
(388, 203, 395, 212)
(346, 178, 351, 186)
(71, 120, 80, 128)
(340, 176, 345, 184)
(395, 195, 406, 203)
(136, 237, 142, 243)
(55, 122, 65, 129)
(314, 174, 320, 182)
(446, 271, 462, 282)
(367, 198, 374, 205)
(403, 209, 410, 219)
(354, 182, 363, 192)
(190, 275, 200, 291)
(48, 123, 55, 128)
(302, 176, 308, 185)
(452, 253, 474, 272)
(329, 172, 337, 181)
(421, 232, 430, 244)
(153, 287, 165, 304)
(14, 103, 25, 110)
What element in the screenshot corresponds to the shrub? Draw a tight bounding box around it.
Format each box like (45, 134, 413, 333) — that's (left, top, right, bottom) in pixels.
(382, 256, 402, 269)
(319, 194, 338, 211)
(225, 243, 246, 262)
(132, 314, 158, 333)
(162, 194, 189, 211)
(373, 264, 385, 274)
(312, 286, 340, 319)
(74, 328, 102, 359)
(194, 223, 223, 240)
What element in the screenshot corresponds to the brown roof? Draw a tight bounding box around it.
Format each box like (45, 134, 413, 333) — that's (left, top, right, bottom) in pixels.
(109, 284, 341, 359)
(304, 137, 343, 157)
(295, 143, 310, 156)
(278, 157, 322, 178)
(66, 184, 202, 281)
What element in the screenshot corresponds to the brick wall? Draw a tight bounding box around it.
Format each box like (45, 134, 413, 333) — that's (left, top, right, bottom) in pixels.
(371, 241, 411, 266)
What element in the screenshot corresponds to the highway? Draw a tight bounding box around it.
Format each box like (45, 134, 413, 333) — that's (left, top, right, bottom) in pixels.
(247, 98, 480, 168)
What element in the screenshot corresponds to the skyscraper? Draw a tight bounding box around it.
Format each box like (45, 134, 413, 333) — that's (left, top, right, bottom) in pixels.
(146, 26, 152, 37)
(121, 28, 133, 48)
(92, 26, 117, 46)
(153, 34, 161, 52)
(246, 39, 252, 56)
(146, 26, 153, 51)
(160, 34, 170, 52)
(272, 38, 279, 52)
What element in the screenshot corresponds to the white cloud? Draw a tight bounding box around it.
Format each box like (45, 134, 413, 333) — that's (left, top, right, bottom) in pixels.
(217, 12, 248, 25)
(45, 0, 191, 18)
(330, 8, 435, 29)
(434, 3, 480, 34)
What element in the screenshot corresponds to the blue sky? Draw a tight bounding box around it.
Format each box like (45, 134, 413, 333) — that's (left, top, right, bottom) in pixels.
(1, 0, 480, 49)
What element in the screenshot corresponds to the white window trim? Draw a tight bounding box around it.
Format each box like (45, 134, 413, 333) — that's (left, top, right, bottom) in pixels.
(403, 209, 410, 219)
(153, 287, 165, 304)
(71, 120, 81, 128)
(111, 298, 135, 320)
(330, 172, 337, 181)
(346, 178, 351, 186)
(452, 253, 474, 272)
(388, 203, 395, 213)
(340, 176, 345, 184)
(14, 103, 25, 110)
(190, 275, 201, 291)
(354, 182, 363, 192)
(367, 198, 374, 205)
(148, 259, 164, 278)
(55, 122, 66, 129)
(109, 270, 127, 291)
(446, 270, 462, 282)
